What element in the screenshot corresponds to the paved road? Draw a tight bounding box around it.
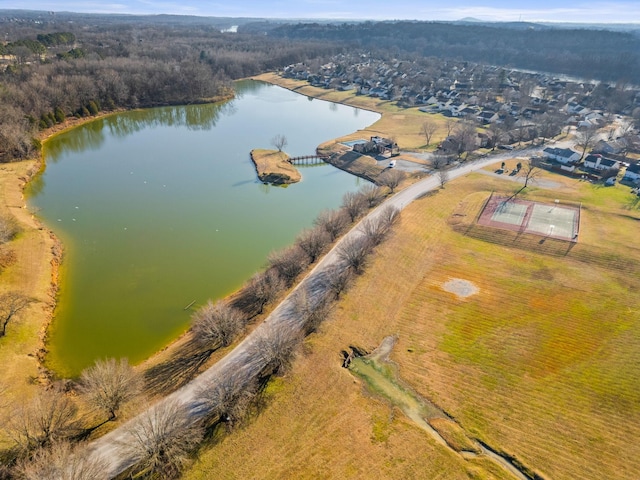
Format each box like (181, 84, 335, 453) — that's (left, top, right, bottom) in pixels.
(85, 143, 557, 477)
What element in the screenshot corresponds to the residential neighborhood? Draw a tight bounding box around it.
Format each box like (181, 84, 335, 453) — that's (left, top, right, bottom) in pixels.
(283, 52, 640, 188)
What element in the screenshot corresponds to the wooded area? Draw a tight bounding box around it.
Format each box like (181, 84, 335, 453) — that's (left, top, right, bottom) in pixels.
(1, 11, 639, 163)
(0, 12, 338, 161)
(268, 20, 640, 84)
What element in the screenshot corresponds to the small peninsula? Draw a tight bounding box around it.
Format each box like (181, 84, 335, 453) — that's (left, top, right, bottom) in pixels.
(250, 149, 302, 185)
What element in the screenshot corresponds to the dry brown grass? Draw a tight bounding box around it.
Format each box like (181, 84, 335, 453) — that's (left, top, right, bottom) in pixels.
(0, 160, 59, 447)
(185, 163, 640, 480)
(250, 149, 301, 184)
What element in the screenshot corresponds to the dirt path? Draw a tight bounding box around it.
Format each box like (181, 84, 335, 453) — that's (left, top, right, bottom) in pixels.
(85, 144, 552, 477)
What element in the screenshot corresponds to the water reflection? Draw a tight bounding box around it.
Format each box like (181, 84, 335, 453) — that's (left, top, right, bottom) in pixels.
(45, 101, 236, 162)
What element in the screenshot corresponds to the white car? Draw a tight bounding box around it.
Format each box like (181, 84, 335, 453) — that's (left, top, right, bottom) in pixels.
(388, 160, 396, 168)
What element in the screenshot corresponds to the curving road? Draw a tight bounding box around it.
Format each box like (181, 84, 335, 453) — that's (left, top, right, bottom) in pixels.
(85, 143, 556, 478)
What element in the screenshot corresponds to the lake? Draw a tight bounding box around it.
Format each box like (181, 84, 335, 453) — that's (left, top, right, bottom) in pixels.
(27, 80, 380, 377)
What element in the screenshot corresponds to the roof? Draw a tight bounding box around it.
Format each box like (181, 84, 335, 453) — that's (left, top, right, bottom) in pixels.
(599, 158, 619, 168)
(626, 163, 640, 174)
(543, 147, 577, 158)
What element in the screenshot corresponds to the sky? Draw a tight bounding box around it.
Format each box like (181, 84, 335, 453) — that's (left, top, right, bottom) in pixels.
(3, 1, 640, 24)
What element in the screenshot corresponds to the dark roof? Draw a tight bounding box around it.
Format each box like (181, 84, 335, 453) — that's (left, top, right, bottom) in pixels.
(599, 158, 619, 168)
(627, 163, 640, 174)
(544, 147, 577, 158)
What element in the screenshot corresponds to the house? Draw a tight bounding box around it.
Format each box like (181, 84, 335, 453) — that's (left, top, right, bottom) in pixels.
(623, 163, 640, 183)
(542, 147, 580, 164)
(593, 139, 627, 155)
(583, 154, 621, 171)
(354, 136, 398, 156)
(477, 110, 499, 124)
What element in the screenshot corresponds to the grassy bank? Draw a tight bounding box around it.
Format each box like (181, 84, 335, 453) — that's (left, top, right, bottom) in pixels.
(250, 149, 301, 184)
(254, 72, 450, 152)
(184, 159, 640, 479)
(0, 159, 59, 448)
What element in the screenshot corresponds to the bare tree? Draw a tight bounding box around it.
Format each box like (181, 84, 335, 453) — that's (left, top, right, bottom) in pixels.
(437, 167, 450, 188)
(271, 134, 288, 152)
(341, 191, 368, 222)
(431, 151, 450, 170)
(445, 119, 456, 137)
(8, 387, 79, 454)
(452, 121, 478, 160)
(360, 206, 400, 246)
(324, 263, 354, 300)
(378, 169, 405, 193)
(420, 120, 438, 146)
(79, 358, 141, 421)
(235, 269, 284, 315)
(519, 159, 543, 188)
(0, 215, 19, 244)
(248, 326, 301, 377)
(360, 218, 387, 247)
(198, 372, 258, 429)
(0, 292, 33, 337)
(575, 125, 599, 160)
(291, 287, 333, 335)
(487, 122, 508, 150)
(295, 226, 331, 264)
(378, 205, 401, 231)
(314, 208, 350, 241)
(337, 236, 372, 275)
(360, 184, 385, 208)
(119, 399, 203, 479)
(268, 245, 309, 287)
(15, 441, 109, 480)
(191, 300, 245, 349)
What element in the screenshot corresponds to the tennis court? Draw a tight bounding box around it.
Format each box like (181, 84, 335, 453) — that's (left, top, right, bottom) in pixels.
(478, 195, 580, 242)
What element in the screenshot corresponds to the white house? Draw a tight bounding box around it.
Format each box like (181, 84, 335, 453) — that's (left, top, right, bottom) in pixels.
(543, 147, 580, 165)
(623, 163, 640, 183)
(583, 154, 621, 171)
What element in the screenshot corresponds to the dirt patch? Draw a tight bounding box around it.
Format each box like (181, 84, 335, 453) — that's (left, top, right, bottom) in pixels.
(442, 278, 479, 299)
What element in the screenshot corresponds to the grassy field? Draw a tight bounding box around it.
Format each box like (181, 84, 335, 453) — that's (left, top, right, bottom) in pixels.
(184, 160, 640, 479)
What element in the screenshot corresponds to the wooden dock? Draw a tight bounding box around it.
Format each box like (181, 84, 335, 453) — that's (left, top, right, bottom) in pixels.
(287, 155, 329, 165)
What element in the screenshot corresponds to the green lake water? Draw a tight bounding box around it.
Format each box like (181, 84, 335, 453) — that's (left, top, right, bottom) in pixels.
(27, 80, 380, 377)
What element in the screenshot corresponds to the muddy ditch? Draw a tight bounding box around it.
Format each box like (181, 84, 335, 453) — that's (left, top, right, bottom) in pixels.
(344, 335, 544, 480)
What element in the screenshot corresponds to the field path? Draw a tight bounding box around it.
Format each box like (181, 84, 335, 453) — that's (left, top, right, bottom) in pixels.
(86, 143, 555, 477)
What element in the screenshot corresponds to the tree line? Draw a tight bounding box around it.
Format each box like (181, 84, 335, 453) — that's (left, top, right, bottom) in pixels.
(0, 21, 339, 163)
(268, 21, 640, 84)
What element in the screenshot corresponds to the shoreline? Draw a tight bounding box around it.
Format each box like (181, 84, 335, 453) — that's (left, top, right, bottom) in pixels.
(10, 94, 236, 384)
(12, 80, 415, 385)
(11, 108, 135, 385)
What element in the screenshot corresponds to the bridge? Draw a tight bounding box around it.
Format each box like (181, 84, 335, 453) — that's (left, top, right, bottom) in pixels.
(287, 154, 330, 165)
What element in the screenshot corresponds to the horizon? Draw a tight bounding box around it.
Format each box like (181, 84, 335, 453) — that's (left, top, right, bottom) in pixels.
(2, 1, 640, 24)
